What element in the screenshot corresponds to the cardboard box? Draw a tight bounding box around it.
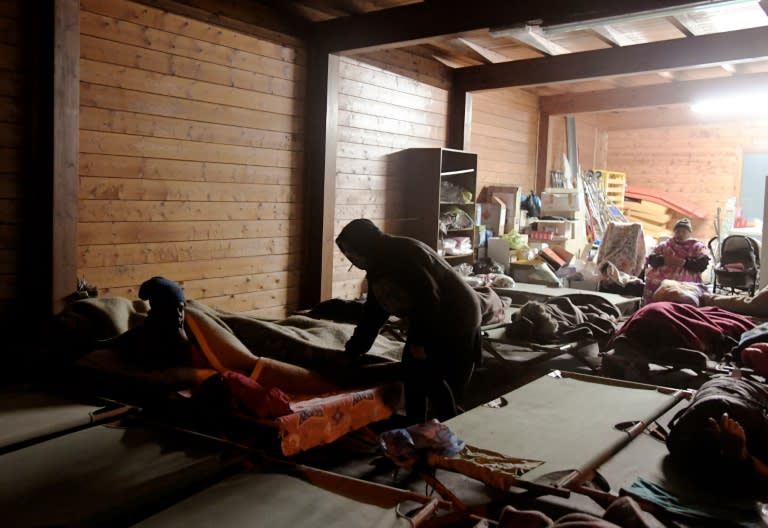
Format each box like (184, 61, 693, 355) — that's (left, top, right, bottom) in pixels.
(477, 197, 507, 235)
(531, 219, 575, 239)
(541, 190, 580, 214)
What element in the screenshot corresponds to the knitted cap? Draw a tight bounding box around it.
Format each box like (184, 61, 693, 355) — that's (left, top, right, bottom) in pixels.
(138, 276, 185, 307)
(673, 218, 693, 232)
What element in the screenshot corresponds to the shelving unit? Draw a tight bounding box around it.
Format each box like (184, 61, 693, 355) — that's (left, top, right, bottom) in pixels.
(393, 147, 478, 265)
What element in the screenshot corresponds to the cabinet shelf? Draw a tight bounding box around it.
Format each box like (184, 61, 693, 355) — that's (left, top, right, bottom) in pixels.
(441, 168, 475, 177)
(394, 147, 478, 265)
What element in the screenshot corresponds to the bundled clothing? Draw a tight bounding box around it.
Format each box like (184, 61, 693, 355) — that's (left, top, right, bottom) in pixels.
(506, 294, 622, 347)
(336, 219, 481, 423)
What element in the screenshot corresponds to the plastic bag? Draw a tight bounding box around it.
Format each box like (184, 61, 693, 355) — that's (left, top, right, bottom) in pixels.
(380, 420, 465, 467)
(440, 207, 474, 233)
(440, 180, 472, 204)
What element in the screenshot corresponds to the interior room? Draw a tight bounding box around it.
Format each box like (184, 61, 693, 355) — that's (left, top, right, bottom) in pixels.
(4, 1, 768, 526)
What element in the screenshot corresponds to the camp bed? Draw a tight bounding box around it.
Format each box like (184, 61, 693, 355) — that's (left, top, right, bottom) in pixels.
(0, 414, 248, 528)
(130, 461, 455, 528)
(428, 370, 689, 501)
(0, 386, 132, 452)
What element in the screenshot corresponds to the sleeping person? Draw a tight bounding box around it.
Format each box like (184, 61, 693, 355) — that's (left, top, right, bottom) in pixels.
(82, 276, 339, 397)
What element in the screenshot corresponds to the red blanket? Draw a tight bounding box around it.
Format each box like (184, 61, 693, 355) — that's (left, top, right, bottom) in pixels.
(610, 302, 755, 356)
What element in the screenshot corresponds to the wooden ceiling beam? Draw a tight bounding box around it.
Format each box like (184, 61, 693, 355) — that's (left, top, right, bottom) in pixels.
(496, 25, 570, 56)
(310, 0, 726, 53)
(455, 26, 768, 92)
(134, 0, 306, 44)
(540, 72, 768, 115)
(455, 37, 509, 64)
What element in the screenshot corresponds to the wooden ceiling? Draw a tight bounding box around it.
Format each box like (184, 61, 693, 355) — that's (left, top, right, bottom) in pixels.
(149, 0, 768, 123)
(252, 0, 768, 120)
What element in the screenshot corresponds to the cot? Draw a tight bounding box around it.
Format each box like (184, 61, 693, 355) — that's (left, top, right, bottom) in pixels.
(429, 371, 689, 500)
(130, 461, 455, 528)
(0, 386, 132, 452)
(0, 414, 248, 528)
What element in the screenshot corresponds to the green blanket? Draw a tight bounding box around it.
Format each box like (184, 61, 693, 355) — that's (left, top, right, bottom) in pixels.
(55, 297, 404, 371)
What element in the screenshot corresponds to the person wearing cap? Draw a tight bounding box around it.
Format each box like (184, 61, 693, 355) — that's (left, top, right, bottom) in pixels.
(91, 276, 339, 395)
(643, 217, 710, 305)
(335, 218, 481, 424)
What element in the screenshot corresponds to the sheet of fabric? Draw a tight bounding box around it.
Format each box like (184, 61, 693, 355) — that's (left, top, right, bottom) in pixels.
(626, 477, 761, 527)
(60, 297, 403, 455)
(276, 384, 400, 456)
(609, 302, 755, 357)
(55, 297, 404, 370)
(428, 444, 544, 491)
(597, 221, 647, 277)
(506, 293, 622, 347)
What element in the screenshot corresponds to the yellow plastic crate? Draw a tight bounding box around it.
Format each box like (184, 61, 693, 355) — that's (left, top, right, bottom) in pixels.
(592, 169, 626, 208)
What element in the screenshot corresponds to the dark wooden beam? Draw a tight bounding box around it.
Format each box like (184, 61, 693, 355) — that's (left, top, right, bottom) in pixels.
(300, 46, 339, 308)
(20, 0, 79, 323)
(133, 0, 305, 46)
(51, 0, 80, 315)
(455, 26, 768, 92)
(541, 72, 768, 115)
(310, 0, 721, 53)
(535, 111, 550, 193)
(446, 82, 472, 150)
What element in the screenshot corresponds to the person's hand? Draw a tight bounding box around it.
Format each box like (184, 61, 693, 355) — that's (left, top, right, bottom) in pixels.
(664, 255, 686, 267)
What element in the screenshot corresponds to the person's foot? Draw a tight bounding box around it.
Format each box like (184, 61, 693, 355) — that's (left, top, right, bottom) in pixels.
(707, 413, 749, 460)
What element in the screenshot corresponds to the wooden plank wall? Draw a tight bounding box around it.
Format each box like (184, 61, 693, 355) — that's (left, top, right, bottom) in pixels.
(0, 0, 20, 325)
(331, 50, 450, 299)
(78, 0, 304, 319)
(470, 88, 539, 197)
(604, 118, 768, 241)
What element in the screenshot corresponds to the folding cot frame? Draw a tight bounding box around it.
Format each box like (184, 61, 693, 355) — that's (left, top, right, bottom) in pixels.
(0, 401, 463, 528)
(0, 386, 134, 454)
(424, 370, 694, 512)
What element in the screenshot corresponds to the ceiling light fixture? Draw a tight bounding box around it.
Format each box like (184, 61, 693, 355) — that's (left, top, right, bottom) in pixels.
(691, 93, 768, 116)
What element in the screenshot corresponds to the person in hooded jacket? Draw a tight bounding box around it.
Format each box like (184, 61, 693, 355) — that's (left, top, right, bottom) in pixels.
(335, 218, 482, 424)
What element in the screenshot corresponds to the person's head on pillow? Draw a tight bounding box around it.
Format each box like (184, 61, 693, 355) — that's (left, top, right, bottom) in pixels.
(139, 276, 186, 333)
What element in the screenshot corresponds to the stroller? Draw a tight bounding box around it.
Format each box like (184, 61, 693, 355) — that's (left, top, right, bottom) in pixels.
(707, 234, 760, 295)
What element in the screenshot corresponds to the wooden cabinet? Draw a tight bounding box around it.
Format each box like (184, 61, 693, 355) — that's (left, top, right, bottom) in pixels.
(393, 147, 478, 265)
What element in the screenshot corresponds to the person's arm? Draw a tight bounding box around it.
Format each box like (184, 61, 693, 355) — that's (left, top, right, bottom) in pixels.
(683, 255, 710, 272)
(344, 287, 390, 357)
(647, 242, 667, 268)
(402, 265, 441, 348)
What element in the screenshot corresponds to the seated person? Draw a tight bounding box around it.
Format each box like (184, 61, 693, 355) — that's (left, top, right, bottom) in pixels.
(642, 218, 709, 305)
(84, 276, 339, 397)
